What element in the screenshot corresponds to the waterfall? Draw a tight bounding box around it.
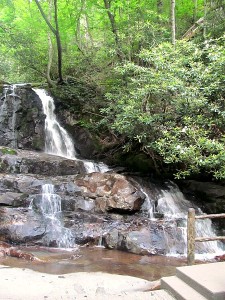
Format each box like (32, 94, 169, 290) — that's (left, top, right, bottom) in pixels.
(34, 88, 110, 173)
(34, 89, 76, 159)
(23, 87, 225, 256)
(39, 183, 75, 248)
(153, 182, 224, 258)
(84, 161, 110, 173)
(31, 88, 111, 248)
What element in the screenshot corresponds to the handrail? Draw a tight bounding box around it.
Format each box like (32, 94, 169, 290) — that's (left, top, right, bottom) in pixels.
(187, 208, 225, 265)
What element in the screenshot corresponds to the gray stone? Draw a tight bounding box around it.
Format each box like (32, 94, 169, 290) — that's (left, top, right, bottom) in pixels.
(0, 85, 45, 150)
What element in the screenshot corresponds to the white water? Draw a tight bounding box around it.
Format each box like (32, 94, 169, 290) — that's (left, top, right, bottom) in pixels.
(34, 88, 110, 173)
(141, 189, 155, 219)
(32, 88, 110, 248)
(34, 89, 76, 159)
(40, 183, 75, 248)
(155, 182, 224, 258)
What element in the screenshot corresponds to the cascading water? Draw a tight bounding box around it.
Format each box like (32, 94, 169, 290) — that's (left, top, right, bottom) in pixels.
(34, 88, 109, 173)
(28, 183, 76, 248)
(32, 88, 110, 248)
(34, 89, 76, 159)
(0, 85, 224, 260)
(39, 184, 75, 248)
(153, 181, 224, 258)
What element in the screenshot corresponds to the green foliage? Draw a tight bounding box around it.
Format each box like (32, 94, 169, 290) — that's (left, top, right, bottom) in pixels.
(0, 0, 225, 180)
(0, 0, 224, 83)
(0, 147, 17, 155)
(99, 38, 225, 179)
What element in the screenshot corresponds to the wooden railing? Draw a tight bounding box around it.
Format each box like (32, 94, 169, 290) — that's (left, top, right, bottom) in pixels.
(187, 208, 225, 265)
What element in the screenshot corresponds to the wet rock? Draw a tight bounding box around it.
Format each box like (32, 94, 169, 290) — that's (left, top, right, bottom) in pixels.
(0, 85, 45, 150)
(70, 125, 96, 158)
(104, 226, 159, 255)
(0, 207, 46, 243)
(179, 180, 225, 231)
(0, 171, 147, 249)
(0, 192, 28, 207)
(180, 180, 225, 214)
(0, 148, 86, 175)
(75, 172, 145, 213)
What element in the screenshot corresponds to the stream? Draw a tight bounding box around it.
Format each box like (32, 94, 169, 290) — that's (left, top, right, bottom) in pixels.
(1, 246, 187, 281)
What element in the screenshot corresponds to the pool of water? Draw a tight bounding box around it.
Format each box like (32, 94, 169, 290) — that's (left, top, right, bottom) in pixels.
(0, 246, 187, 281)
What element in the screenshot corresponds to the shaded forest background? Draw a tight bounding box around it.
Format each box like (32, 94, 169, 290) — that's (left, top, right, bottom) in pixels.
(0, 0, 225, 181)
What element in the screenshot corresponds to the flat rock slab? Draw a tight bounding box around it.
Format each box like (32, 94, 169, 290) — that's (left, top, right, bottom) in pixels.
(0, 265, 175, 299)
(0, 148, 86, 175)
(176, 262, 225, 299)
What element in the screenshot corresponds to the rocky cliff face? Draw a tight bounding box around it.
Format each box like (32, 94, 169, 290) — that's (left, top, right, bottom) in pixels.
(0, 85, 45, 150)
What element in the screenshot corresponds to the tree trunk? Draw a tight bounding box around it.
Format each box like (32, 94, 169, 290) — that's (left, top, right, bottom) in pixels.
(103, 0, 124, 60)
(53, 0, 63, 83)
(75, 0, 94, 53)
(203, 0, 207, 38)
(47, 33, 54, 87)
(157, 0, 163, 15)
(34, 0, 63, 83)
(193, 0, 198, 22)
(171, 0, 176, 46)
(47, 0, 55, 87)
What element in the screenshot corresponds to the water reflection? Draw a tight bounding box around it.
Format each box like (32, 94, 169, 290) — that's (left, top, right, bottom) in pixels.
(0, 246, 186, 281)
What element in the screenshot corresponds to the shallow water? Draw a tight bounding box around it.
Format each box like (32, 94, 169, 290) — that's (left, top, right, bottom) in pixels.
(0, 246, 188, 281)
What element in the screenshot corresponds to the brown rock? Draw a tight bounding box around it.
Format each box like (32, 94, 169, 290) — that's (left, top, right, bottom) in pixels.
(75, 172, 145, 213)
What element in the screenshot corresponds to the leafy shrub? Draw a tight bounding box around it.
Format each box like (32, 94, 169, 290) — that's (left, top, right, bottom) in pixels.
(99, 38, 225, 179)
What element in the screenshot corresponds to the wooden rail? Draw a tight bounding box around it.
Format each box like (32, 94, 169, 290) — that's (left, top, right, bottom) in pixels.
(187, 208, 225, 265)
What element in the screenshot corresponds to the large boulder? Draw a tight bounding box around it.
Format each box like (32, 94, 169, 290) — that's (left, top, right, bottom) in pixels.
(0, 207, 46, 243)
(75, 172, 146, 213)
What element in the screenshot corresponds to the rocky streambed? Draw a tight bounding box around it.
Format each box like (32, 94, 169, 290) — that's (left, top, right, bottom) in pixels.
(0, 147, 179, 255)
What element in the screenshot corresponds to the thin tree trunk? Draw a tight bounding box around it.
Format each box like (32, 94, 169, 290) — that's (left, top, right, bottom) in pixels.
(47, 0, 54, 87)
(47, 33, 54, 87)
(103, 0, 124, 60)
(75, 0, 93, 53)
(34, 0, 63, 83)
(193, 0, 198, 22)
(53, 0, 63, 83)
(84, 13, 94, 48)
(171, 0, 176, 46)
(157, 0, 163, 15)
(203, 0, 207, 38)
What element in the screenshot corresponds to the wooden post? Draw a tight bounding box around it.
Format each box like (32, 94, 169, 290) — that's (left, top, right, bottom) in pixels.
(187, 208, 196, 265)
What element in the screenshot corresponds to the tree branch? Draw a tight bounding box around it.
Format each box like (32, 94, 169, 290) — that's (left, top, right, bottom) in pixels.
(34, 0, 56, 35)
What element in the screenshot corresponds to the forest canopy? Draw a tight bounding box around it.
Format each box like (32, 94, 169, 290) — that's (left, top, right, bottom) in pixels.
(0, 0, 225, 180)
